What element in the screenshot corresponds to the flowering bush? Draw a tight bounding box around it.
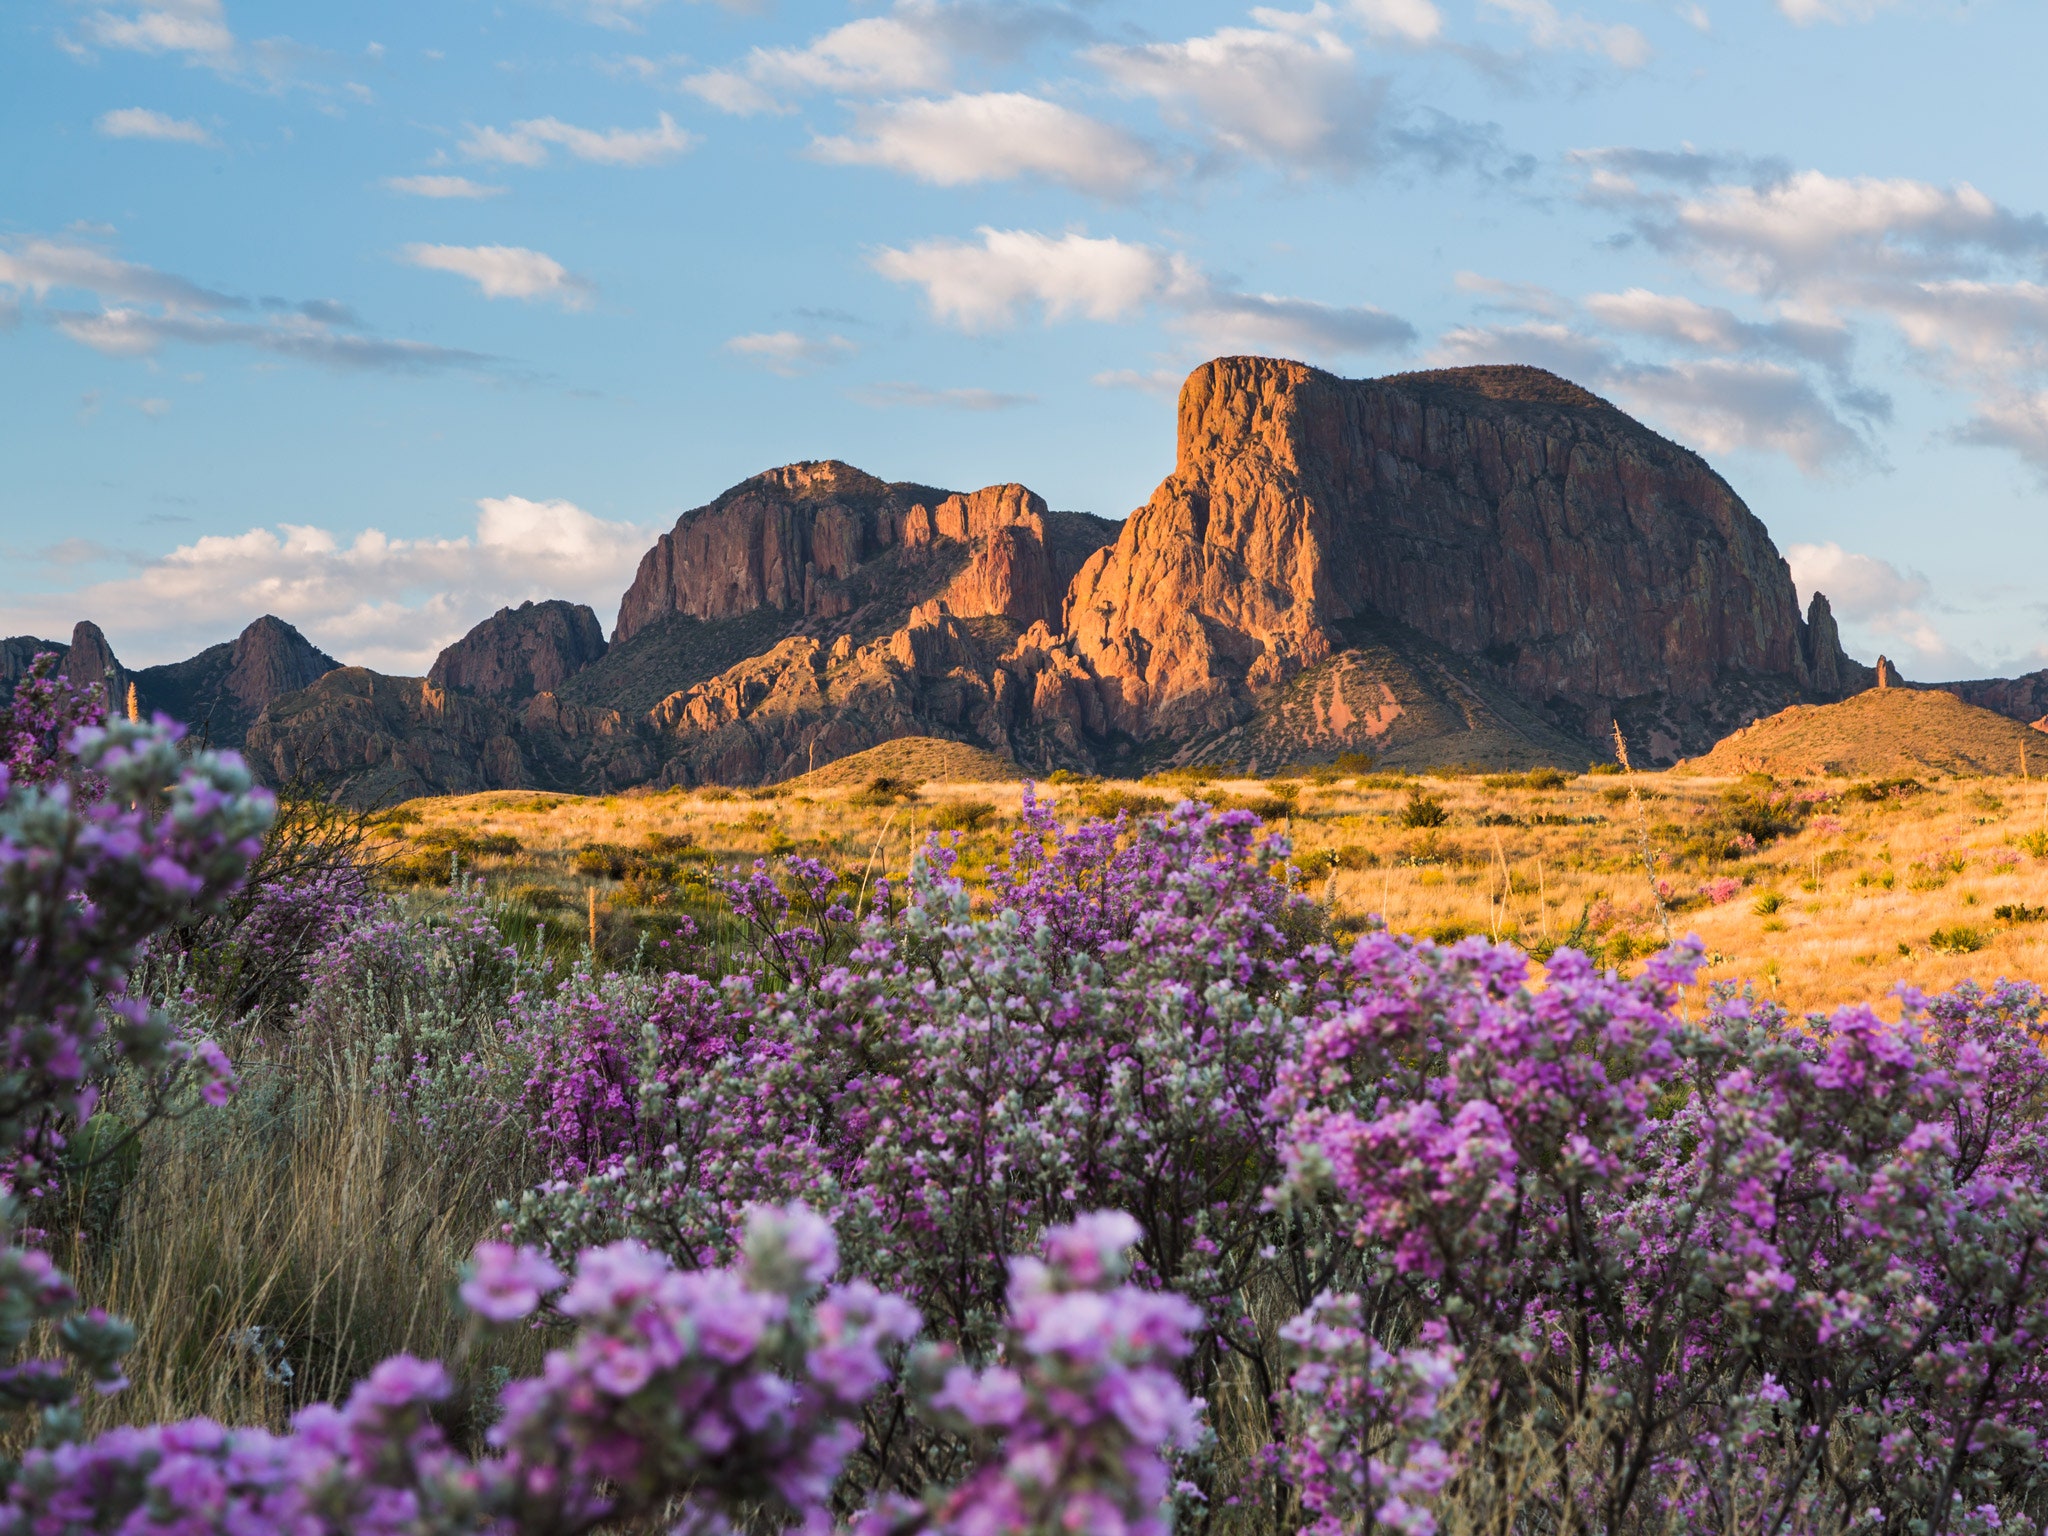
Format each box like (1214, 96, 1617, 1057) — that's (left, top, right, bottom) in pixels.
(1273, 926, 2048, 1532)
(509, 795, 1324, 1512)
(7, 742, 2048, 1536)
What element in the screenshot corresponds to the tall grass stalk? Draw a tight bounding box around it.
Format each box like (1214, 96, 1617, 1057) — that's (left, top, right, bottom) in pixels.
(42, 1036, 545, 1442)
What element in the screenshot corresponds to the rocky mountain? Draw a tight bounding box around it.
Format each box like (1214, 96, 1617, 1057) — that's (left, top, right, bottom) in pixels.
(428, 601, 608, 702)
(1059, 359, 1871, 765)
(43, 354, 2048, 801)
(0, 617, 336, 748)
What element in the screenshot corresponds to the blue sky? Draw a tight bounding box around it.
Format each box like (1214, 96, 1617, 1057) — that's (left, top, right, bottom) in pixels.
(3, 0, 2045, 681)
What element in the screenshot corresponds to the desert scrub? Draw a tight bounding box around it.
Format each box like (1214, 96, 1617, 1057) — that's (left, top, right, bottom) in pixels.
(1399, 787, 1451, 828)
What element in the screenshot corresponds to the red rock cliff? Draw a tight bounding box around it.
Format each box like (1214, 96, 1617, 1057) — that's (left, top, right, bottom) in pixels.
(1064, 357, 1855, 748)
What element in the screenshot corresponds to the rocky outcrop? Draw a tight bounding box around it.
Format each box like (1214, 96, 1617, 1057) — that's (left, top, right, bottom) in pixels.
(613, 461, 1115, 642)
(1, 636, 68, 700)
(1942, 668, 2048, 733)
(429, 601, 607, 702)
(613, 462, 944, 640)
(61, 622, 127, 710)
(242, 667, 657, 804)
(130, 615, 338, 748)
(1059, 358, 1870, 765)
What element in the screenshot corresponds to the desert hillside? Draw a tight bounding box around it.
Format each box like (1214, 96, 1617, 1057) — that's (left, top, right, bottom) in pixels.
(1683, 686, 2047, 778)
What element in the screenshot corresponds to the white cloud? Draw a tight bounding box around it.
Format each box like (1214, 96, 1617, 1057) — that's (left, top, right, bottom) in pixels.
(401, 245, 592, 309)
(81, 0, 232, 59)
(1347, 0, 1444, 42)
(1662, 171, 2048, 295)
(0, 238, 236, 309)
(1606, 359, 1868, 473)
(0, 236, 483, 372)
(1585, 161, 2048, 475)
(813, 93, 1158, 197)
(5, 499, 656, 674)
(724, 331, 856, 376)
(852, 382, 1036, 410)
(383, 174, 505, 199)
(872, 224, 1416, 364)
(1429, 316, 1872, 472)
(134, 396, 171, 418)
(96, 108, 216, 145)
(459, 112, 695, 168)
(1956, 391, 2048, 474)
(1481, 0, 1651, 65)
(1584, 287, 1853, 371)
(1089, 15, 1384, 172)
(1777, 0, 1903, 22)
(872, 228, 1184, 330)
(687, 16, 949, 114)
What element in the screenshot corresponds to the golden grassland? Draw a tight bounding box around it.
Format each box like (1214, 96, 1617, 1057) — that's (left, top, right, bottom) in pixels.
(374, 749, 2048, 1019)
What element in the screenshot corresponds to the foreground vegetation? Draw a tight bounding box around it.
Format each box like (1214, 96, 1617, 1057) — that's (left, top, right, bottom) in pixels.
(8, 663, 2048, 1535)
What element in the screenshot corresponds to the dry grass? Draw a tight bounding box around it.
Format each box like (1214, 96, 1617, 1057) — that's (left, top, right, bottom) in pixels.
(377, 763, 2048, 1018)
(42, 1040, 546, 1439)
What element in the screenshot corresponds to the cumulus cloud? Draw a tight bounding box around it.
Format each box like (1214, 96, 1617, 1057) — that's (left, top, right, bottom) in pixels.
(1584, 287, 1853, 373)
(724, 330, 856, 376)
(1430, 311, 1875, 472)
(1607, 359, 1869, 473)
(1481, 0, 1652, 65)
(96, 108, 216, 145)
(460, 112, 695, 167)
(687, 16, 950, 114)
(401, 245, 592, 309)
(1089, 14, 1385, 172)
(872, 225, 1416, 368)
(384, 174, 505, 199)
(0, 236, 484, 372)
(1785, 540, 1976, 676)
(872, 228, 1186, 330)
(1582, 157, 2048, 472)
(5, 499, 657, 674)
(852, 382, 1037, 410)
(813, 93, 1158, 197)
(79, 0, 233, 60)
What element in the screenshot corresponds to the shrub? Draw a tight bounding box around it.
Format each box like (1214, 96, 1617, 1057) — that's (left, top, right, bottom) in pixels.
(1849, 775, 1927, 802)
(1482, 766, 1570, 791)
(1753, 890, 1785, 915)
(569, 842, 633, 880)
(1928, 924, 1987, 954)
(1700, 876, 1743, 904)
(1082, 787, 1169, 820)
(852, 774, 921, 806)
(2021, 828, 2048, 859)
(929, 799, 998, 834)
(1588, 760, 1623, 775)
(1398, 788, 1450, 829)
(1996, 902, 2047, 924)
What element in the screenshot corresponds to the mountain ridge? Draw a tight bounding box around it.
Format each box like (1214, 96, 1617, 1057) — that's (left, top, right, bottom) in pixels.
(14, 356, 2040, 802)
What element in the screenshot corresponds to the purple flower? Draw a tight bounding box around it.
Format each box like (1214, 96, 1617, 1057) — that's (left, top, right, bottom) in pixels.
(461, 1243, 566, 1324)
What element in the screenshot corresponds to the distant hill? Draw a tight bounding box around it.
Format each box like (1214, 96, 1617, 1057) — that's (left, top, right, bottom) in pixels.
(786, 736, 1024, 789)
(1681, 686, 2048, 778)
